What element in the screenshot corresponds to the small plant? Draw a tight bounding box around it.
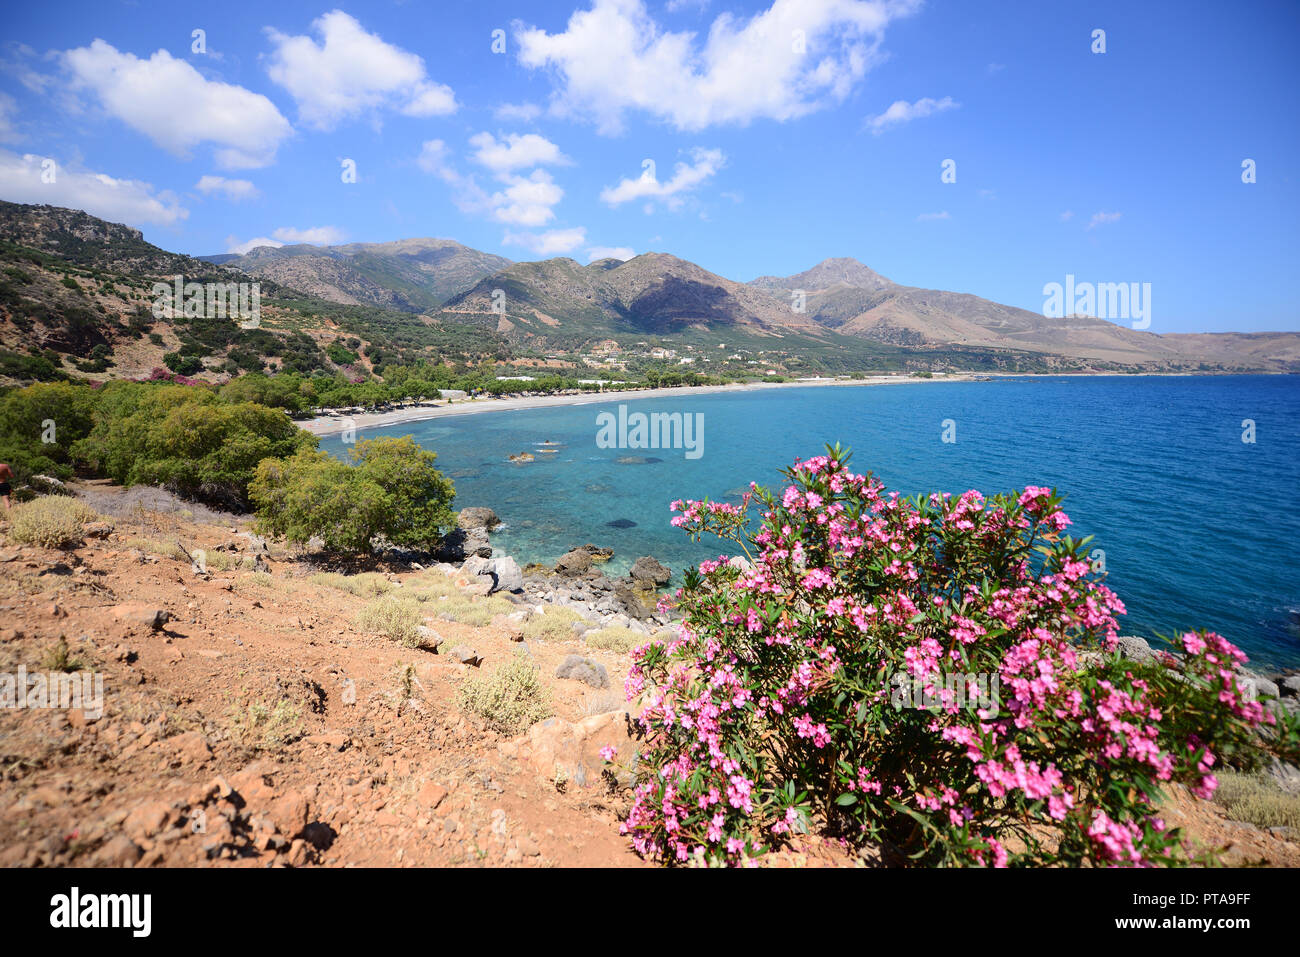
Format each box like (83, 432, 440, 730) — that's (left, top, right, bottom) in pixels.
(585, 626, 643, 654)
(458, 652, 553, 735)
(356, 594, 425, 648)
(41, 637, 83, 673)
(8, 496, 100, 549)
(521, 606, 585, 641)
(230, 698, 303, 750)
(309, 571, 393, 597)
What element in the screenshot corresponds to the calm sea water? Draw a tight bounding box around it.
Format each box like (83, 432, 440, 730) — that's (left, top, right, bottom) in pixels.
(321, 376, 1300, 669)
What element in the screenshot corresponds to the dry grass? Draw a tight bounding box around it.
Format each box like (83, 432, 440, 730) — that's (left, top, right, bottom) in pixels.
(356, 594, 426, 648)
(1214, 771, 1300, 830)
(430, 594, 517, 627)
(584, 626, 643, 654)
(309, 571, 394, 598)
(7, 496, 100, 549)
(228, 698, 303, 751)
(521, 606, 585, 641)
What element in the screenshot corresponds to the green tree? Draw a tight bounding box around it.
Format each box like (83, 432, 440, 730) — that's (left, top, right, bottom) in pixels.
(250, 435, 455, 554)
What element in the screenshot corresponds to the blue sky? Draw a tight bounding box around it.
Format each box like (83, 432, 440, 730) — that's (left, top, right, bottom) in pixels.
(0, 0, 1296, 333)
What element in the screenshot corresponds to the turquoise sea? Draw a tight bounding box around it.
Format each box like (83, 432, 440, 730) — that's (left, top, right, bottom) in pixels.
(321, 375, 1300, 669)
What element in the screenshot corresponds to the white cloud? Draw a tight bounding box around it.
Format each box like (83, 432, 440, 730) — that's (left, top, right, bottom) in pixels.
(195, 175, 259, 201)
(469, 132, 570, 174)
(225, 235, 282, 255)
(62, 40, 291, 168)
(493, 102, 542, 122)
(225, 225, 345, 255)
(516, 0, 920, 134)
(866, 95, 958, 135)
(489, 170, 564, 227)
(1086, 210, 1122, 230)
(419, 139, 566, 227)
(600, 147, 724, 209)
(587, 245, 635, 262)
(1059, 210, 1074, 221)
(0, 149, 187, 226)
(266, 10, 456, 130)
(272, 225, 346, 245)
(503, 227, 587, 257)
(916, 210, 950, 221)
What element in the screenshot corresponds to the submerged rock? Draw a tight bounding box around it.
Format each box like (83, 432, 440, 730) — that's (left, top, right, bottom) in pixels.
(605, 518, 637, 529)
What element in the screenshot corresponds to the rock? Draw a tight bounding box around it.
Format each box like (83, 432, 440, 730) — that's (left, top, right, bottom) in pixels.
(417, 781, 448, 811)
(123, 801, 173, 840)
(630, 556, 671, 586)
(491, 615, 525, 642)
(82, 521, 114, 539)
(27, 475, 68, 495)
(267, 789, 312, 837)
(555, 548, 593, 577)
(501, 710, 637, 790)
(555, 655, 609, 689)
(415, 624, 443, 650)
(166, 730, 212, 765)
(1114, 635, 1155, 663)
(571, 544, 614, 563)
(489, 556, 524, 594)
(445, 645, 483, 667)
(91, 834, 142, 867)
(458, 507, 501, 531)
(1238, 673, 1280, 700)
(1281, 675, 1300, 698)
(1264, 758, 1300, 796)
(432, 528, 492, 562)
(111, 603, 171, 631)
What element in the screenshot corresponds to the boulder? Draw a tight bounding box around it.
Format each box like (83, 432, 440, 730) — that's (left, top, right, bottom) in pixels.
(499, 710, 638, 790)
(630, 556, 671, 587)
(112, 603, 171, 631)
(555, 655, 608, 689)
(490, 556, 524, 594)
(457, 507, 501, 531)
(27, 475, 68, 495)
(555, 548, 593, 578)
(1114, 635, 1156, 663)
(1281, 675, 1300, 698)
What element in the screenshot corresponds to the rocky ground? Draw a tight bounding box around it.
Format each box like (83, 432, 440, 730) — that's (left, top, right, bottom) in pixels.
(1, 481, 1298, 868)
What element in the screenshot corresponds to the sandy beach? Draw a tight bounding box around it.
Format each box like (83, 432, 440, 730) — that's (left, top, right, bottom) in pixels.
(298, 373, 988, 436)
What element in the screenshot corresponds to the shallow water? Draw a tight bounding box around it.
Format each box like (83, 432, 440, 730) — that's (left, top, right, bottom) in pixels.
(321, 375, 1300, 669)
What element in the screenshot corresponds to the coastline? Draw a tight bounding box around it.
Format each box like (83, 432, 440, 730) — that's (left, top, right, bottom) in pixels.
(298, 373, 986, 437)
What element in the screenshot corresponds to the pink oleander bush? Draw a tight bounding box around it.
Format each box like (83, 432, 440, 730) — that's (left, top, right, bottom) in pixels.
(621, 445, 1299, 867)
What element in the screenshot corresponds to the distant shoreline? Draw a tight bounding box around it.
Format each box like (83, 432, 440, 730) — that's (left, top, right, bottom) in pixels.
(298, 374, 983, 436)
(297, 370, 1239, 437)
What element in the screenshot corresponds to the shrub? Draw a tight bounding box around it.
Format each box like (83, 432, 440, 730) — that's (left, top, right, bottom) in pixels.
(458, 653, 553, 735)
(356, 594, 426, 648)
(622, 446, 1290, 867)
(72, 381, 314, 509)
(521, 606, 584, 641)
(1213, 771, 1300, 830)
(8, 496, 99, 548)
(250, 435, 455, 554)
(309, 571, 394, 597)
(585, 627, 643, 654)
(431, 594, 516, 627)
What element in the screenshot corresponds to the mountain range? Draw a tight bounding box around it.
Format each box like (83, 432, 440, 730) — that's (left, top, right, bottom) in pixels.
(216, 232, 1300, 371)
(1, 201, 1297, 385)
